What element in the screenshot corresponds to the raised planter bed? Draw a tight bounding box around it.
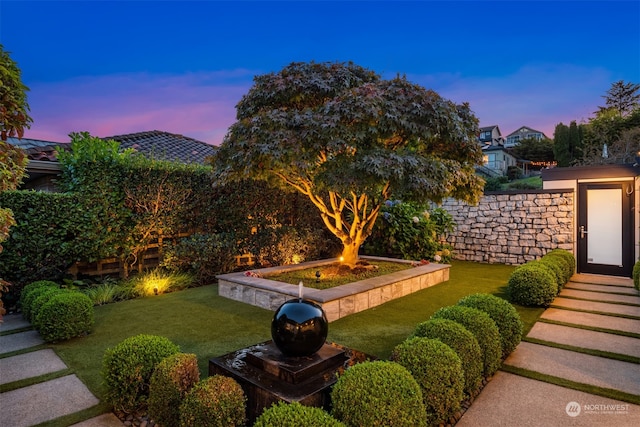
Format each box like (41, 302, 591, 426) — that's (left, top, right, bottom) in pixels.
(217, 256, 450, 322)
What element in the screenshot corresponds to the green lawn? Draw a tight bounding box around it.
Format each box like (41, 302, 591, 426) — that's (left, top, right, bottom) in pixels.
(50, 260, 543, 407)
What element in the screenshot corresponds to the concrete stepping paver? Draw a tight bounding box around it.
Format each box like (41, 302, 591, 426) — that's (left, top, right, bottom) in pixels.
(0, 349, 68, 385)
(571, 274, 634, 288)
(0, 330, 44, 354)
(457, 371, 640, 427)
(0, 374, 99, 427)
(559, 288, 640, 305)
(70, 413, 125, 427)
(526, 322, 640, 358)
(504, 341, 640, 396)
(552, 297, 640, 318)
(0, 314, 30, 332)
(540, 308, 640, 335)
(565, 282, 640, 296)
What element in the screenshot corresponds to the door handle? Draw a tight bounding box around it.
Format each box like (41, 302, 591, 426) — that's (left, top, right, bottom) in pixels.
(580, 226, 588, 239)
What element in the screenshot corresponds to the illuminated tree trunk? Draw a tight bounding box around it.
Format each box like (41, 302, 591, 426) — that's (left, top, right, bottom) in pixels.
(340, 240, 361, 266)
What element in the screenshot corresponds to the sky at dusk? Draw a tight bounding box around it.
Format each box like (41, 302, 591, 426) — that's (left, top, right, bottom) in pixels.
(1, 0, 639, 145)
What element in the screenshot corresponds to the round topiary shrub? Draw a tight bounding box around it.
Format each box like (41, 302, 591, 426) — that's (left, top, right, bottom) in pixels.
(412, 318, 483, 396)
(31, 287, 67, 328)
(149, 353, 200, 427)
(390, 337, 464, 426)
(256, 401, 346, 427)
(431, 305, 502, 377)
(179, 375, 246, 427)
(507, 262, 558, 307)
(537, 258, 565, 291)
(331, 360, 426, 427)
(35, 291, 94, 342)
(546, 249, 576, 278)
(102, 334, 180, 412)
(457, 293, 523, 358)
(20, 281, 59, 322)
(633, 260, 640, 291)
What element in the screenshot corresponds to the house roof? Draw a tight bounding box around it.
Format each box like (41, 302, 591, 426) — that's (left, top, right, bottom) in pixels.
(105, 130, 216, 164)
(5, 137, 68, 161)
(479, 125, 501, 134)
(506, 126, 548, 138)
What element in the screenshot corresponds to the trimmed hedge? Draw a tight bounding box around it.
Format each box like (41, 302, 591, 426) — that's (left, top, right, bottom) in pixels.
(19, 280, 59, 322)
(149, 353, 200, 427)
(102, 334, 180, 412)
(431, 305, 502, 377)
(31, 287, 67, 328)
(390, 337, 464, 426)
(507, 262, 557, 307)
(256, 401, 345, 427)
(537, 257, 565, 291)
(179, 375, 246, 427)
(545, 249, 576, 278)
(412, 318, 483, 396)
(331, 360, 426, 427)
(634, 260, 640, 291)
(36, 291, 94, 342)
(457, 293, 523, 358)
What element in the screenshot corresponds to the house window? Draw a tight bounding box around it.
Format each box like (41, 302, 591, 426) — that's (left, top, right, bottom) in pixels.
(506, 135, 520, 145)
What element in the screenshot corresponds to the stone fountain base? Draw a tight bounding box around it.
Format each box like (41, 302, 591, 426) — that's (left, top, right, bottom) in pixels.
(209, 341, 371, 423)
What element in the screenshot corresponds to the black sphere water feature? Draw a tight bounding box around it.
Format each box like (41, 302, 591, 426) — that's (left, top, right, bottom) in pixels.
(271, 298, 329, 357)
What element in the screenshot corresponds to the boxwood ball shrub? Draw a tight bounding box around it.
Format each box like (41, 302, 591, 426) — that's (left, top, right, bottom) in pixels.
(633, 260, 640, 291)
(546, 249, 576, 278)
(536, 258, 565, 291)
(331, 360, 426, 427)
(431, 305, 502, 377)
(390, 337, 464, 426)
(179, 375, 246, 427)
(102, 334, 180, 412)
(507, 262, 557, 307)
(457, 293, 524, 358)
(148, 353, 200, 427)
(31, 287, 67, 328)
(255, 401, 346, 427)
(20, 281, 59, 322)
(35, 291, 94, 342)
(542, 254, 572, 286)
(412, 318, 483, 396)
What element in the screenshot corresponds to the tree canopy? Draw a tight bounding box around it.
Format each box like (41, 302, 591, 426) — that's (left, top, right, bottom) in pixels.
(213, 61, 484, 264)
(0, 44, 32, 140)
(596, 80, 640, 117)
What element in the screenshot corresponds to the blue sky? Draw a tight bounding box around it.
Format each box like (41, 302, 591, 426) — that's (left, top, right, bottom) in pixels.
(1, 0, 638, 145)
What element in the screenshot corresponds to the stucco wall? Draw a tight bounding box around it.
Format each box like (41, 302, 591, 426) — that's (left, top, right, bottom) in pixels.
(440, 191, 574, 265)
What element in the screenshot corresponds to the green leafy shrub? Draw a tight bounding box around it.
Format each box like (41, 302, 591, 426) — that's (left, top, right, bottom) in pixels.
(544, 249, 575, 283)
(148, 353, 200, 427)
(412, 318, 483, 396)
(431, 305, 502, 377)
(179, 375, 246, 427)
(634, 260, 640, 291)
(35, 291, 94, 342)
(363, 201, 455, 262)
(483, 176, 508, 191)
(102, 334, 180, 412)
(122, 268, 195, 297)
(19, 280, 58, 321)
(256, 401, 345, 427)
(331, 360, 426, 427)
(457, 293, 523, 358)
(31, 287, 67, 327)
(248, 226, 337, 267)
(537, 257, 566, 290)
(507, 262, 558, 307)
(162, 232, 238, 284)
(82, 282, 126, 306)
(390, 337, 464, 426)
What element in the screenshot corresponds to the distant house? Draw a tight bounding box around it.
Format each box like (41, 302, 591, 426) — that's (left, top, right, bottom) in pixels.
(478, 125, 505, 146)
(504, 126, 548, 148)
(481, 145, 518, 176)
(6, 130, 216, 192)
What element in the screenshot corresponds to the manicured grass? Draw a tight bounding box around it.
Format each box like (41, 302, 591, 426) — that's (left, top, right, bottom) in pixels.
(48, 260, 543, 415)
(266, 260, 413, 289)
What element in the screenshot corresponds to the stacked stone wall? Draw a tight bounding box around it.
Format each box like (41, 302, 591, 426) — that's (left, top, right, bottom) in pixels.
(440, 191, 574, 265)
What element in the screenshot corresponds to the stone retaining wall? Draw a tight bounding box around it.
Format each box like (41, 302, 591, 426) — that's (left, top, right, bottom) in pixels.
(440, 190, 574, 265)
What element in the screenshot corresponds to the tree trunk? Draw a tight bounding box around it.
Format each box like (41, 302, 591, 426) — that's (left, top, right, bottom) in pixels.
(340, 240, 361, 266)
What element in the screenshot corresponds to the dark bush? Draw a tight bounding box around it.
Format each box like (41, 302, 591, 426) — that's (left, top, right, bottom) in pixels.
(412, 318, 483, 396)
(35, 291, 94, 342)
(331, 360, 426, 427)
(248, 226, 338, 267)
(162, 233, 238, 284)
(31, 287, 67, 327)
(256, 401, 345, 427)
(457, 293, 523, 358)
(537, 257, 565, 290)
(148, 353, 200, 427)
(507, 262, 558, 307)
(634, 260, 640, 291)
(102, 334, 180, 412)
(390, 337, 464, 426)
(431, 305, 502, 377)
(19, 280, 58, 321)
(483, 176, 508, 191)
(179, 375, 246, 427)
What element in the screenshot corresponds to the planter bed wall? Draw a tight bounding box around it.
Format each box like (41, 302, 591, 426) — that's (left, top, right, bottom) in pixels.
(217, 256, 450, 322)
